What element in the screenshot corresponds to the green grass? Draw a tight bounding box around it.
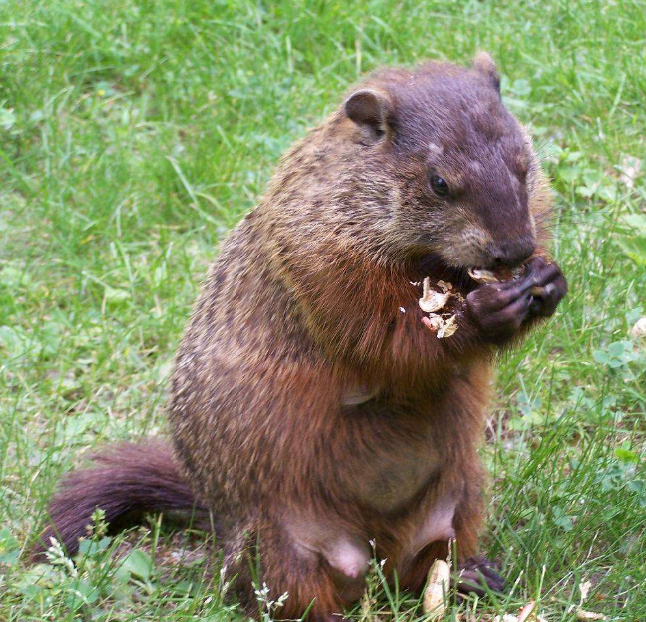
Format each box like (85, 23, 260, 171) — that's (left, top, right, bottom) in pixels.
(1, 0, 646, 619)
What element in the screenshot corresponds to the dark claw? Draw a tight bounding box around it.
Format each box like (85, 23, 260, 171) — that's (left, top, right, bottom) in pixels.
(453, 557, 505, 597)
(455, 570, 488, 597)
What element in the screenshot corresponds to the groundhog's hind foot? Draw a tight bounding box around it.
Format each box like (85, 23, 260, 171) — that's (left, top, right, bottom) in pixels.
(453, 556, 505, 597)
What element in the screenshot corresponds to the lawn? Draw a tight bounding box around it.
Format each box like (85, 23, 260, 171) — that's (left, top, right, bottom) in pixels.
(1, 0, 646, 620)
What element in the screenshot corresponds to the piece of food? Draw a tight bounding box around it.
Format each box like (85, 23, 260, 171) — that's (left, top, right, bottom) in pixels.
(437, 314, 458, 339)
(493, 606, 546, 622)
(630, 317, 646, 339)
(422, 314, 458, 338)
(423, 314, 444, 332)
(517, 601, 536, 622)
(467, 268, 499, 284)
(419, 277, 450, 313)
(468, 266, 523, 284)
(416, 277, 460, 338)
(437, 279, 464, 302)
(576, 610, 607, 621)
(422, 559, 450, 617)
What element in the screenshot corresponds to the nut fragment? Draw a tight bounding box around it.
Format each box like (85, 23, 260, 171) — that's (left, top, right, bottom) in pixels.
(576, 610, 607, 621)
(494, 606, 547, 622)
(517, 601, 536, 622)
(415, 277, 460, 338)
(437, 315, 458, 339)
(423, 314, 444, 332)
(619, 154, 642, 189)
(419, 277, 450, 313)
(468, 268, 499, 284)
(468, 266, 523, 284)
(422, 314, 459, 338)
(580, 580, 592, 603)
(630, 317, 646, 339)
(423, 559, 450, 617)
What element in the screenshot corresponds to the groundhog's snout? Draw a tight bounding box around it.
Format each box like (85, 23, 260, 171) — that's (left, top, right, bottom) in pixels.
(484, 234, 536, 267)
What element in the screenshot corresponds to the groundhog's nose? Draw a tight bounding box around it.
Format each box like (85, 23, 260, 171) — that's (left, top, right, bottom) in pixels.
(486, 235, 536, 267)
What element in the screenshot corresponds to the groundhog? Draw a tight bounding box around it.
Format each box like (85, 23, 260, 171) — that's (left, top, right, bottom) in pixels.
(35, 53, 567, 620)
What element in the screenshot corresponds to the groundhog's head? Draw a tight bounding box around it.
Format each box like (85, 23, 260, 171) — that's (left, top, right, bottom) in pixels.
(341, 53, 544, 271)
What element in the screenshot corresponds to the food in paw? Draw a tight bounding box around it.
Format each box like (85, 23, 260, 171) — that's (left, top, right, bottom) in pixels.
(467, 265, 524, 284)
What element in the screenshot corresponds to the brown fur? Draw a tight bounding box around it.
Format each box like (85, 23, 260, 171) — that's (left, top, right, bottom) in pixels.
(36, 54, 565, 620)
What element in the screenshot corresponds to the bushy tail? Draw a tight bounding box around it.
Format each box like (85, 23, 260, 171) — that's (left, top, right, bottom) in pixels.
(33, 440, 209, 558)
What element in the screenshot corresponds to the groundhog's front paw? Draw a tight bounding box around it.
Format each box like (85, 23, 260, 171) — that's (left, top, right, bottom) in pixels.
(465, 258, 566, 342)
(454, 556, 505, 597)
(465, 274, 535, 342)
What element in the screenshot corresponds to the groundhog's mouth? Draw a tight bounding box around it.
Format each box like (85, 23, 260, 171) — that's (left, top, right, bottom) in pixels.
(416, 253, 529, 292)
(416, 253, 474, 291)
(467, 265, 524, 284)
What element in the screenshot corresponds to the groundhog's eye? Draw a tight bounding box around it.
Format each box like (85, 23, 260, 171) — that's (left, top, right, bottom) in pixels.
(430, 175, 449, 197)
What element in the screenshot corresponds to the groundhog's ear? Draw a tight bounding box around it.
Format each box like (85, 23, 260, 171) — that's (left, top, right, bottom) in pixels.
(472, 51, 500, 92)
(344, 89, 392, 144)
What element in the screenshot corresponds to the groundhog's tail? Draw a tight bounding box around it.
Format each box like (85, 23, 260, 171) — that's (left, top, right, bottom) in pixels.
(32, 440, 210, 559)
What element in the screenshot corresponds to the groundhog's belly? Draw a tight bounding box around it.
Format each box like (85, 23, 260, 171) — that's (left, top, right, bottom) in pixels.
(285, 474, 458, 590)
(338, 396, 443, 513)
(283, 401, 460, 589)
(347, 448, 440, 512)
